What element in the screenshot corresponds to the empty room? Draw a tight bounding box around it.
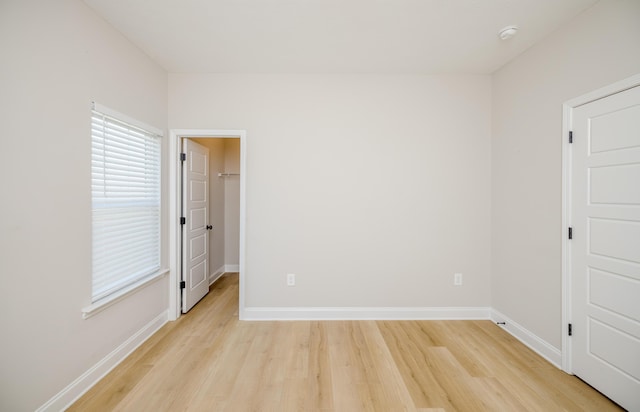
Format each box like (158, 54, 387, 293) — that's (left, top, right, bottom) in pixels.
(1, 0, 639, 410)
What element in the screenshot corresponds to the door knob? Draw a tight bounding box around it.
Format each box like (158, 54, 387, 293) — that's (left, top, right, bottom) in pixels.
(206, 225, 213, 230)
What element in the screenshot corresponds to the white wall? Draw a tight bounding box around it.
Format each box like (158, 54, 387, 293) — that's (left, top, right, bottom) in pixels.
(491, 0, 640, 349)
(224, 139, 241, 267)
(0, 1, 168, 410)
(169, 74, 492, 308)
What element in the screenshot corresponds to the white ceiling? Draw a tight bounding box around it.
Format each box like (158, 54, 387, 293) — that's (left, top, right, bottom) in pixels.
(83, 0, 599, 74)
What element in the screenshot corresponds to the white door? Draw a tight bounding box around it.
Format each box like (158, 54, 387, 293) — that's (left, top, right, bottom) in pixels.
(182, 139, 211, 313)
(571, 85, 640, 411)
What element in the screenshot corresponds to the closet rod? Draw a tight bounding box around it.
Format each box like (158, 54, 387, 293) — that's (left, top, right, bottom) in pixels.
(217, 172, 240, 177)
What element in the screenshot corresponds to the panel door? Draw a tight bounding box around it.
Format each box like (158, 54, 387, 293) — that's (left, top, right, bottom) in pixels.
(571, 85, 640, 411)
(182, 139, 210, 313)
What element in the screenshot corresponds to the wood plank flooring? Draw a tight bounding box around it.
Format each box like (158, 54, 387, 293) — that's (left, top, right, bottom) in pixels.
(68, 274, 622, 411)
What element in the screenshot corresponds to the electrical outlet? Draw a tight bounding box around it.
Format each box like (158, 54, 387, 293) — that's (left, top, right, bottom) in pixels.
(454, 273, 463, 286)
(287, 273, 296, 286)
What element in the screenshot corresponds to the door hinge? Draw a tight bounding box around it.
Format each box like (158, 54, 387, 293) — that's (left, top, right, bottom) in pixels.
(568, 227, 573, 239)
(568, 323, 572, 336)
(180, 153, 186, 162)
(180, 280, 186, 289)
(180, 217, 186, 225)
(569, 131, 573, 144)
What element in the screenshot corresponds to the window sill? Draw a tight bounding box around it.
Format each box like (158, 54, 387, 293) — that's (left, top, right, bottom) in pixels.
(82, 269, 169, 319)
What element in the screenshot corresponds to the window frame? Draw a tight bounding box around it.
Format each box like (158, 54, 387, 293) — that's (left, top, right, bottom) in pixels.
(83, 102, 167, 319)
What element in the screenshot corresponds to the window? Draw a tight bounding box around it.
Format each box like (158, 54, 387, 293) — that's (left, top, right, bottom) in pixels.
(91, 103, 162, 303)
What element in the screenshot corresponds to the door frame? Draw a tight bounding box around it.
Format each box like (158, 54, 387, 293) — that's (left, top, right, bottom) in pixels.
(169, 129, 247, 321)
(561, 73, 640, 373)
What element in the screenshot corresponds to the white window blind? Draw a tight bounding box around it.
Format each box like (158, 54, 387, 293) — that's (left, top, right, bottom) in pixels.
(91, 104, 162, 303)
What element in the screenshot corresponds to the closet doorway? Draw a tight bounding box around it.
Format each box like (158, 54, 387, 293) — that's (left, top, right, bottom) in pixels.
(188, 137, 240, 308)
(169, 130, 246, 321)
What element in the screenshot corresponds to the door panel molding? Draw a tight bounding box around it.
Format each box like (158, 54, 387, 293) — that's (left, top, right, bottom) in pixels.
(182, 138, 210, 312)
(562, 73, 640, 411)
(562, 73, 640, 373)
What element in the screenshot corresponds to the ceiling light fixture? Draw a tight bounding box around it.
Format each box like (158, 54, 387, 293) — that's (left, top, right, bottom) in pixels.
(498, 25, 519, 40)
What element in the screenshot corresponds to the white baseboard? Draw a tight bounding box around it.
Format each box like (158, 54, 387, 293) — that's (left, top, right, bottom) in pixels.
(37, 311, 168, 412)
(209, 265, 226, 286)
(224, 264, 239, 272)
(243, 306, 491, 321)
(35, 305, 562, 411)
(490, 309, 562, 368)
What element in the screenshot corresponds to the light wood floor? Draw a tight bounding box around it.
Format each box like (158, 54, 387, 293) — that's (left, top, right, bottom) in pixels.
(69, 274, 622, 411)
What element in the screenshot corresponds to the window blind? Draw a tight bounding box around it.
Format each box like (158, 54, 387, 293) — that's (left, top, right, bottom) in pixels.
(91, 106, 162, 303)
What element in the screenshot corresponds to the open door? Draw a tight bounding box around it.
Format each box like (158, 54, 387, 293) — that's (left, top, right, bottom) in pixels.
(182, 139, 211, 313)
(570, 84, 640, 411)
